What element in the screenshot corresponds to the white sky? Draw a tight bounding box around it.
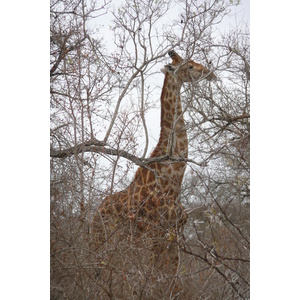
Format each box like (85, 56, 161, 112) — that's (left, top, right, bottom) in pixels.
(100, 0, 249, 51)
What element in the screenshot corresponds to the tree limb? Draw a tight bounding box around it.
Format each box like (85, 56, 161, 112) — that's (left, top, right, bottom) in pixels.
(50, 139, 208, 168)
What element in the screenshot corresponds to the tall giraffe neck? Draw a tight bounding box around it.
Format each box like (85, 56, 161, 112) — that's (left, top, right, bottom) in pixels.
(151, 72, 187, 158)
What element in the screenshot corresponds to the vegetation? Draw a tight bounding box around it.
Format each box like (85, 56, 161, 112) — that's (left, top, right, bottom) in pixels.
(50, 0, 249, 298)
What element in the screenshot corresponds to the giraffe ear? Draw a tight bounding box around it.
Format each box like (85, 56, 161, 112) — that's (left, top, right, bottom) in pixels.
(161, 64, 176, 74)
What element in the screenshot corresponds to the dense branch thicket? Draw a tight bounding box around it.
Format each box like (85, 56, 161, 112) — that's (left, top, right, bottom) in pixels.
(50, 0, 249, 299)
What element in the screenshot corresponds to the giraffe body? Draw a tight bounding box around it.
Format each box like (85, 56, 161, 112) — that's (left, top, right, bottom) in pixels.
(91, 51, 215, 299)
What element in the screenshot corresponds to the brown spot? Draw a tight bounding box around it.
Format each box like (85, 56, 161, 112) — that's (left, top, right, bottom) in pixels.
(162, 120, 171, 129)
(168, 90, 175, 97)
(146, 170, 155, 183)
(141, 171, 148, 184)
(105, 207, 112, 215)
(164, 101, 171, 111)
(168, 190, 175, 197)
(174, 163, 184, 172)
(140, 187, 149, 199)
(179, 141, 185, 149)
(177, 132, 187, 139)
(133, 193, 140, 201)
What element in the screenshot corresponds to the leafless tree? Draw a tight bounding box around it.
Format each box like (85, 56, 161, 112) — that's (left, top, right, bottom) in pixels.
(50, 0, 249, 299)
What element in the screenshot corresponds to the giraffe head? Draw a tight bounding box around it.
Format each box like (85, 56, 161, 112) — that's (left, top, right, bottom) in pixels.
(162, 50, 216, 82)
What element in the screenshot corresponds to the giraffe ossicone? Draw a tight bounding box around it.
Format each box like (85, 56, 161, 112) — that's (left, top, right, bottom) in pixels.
(91, 50, 215, 299)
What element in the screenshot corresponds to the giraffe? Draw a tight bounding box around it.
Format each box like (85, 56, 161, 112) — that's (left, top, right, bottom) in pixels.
(91, 50, 215, 299)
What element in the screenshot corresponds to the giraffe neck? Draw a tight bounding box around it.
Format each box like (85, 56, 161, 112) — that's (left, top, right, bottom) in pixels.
(129, 72, 188, 199)
(151, 72, 187, 158)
